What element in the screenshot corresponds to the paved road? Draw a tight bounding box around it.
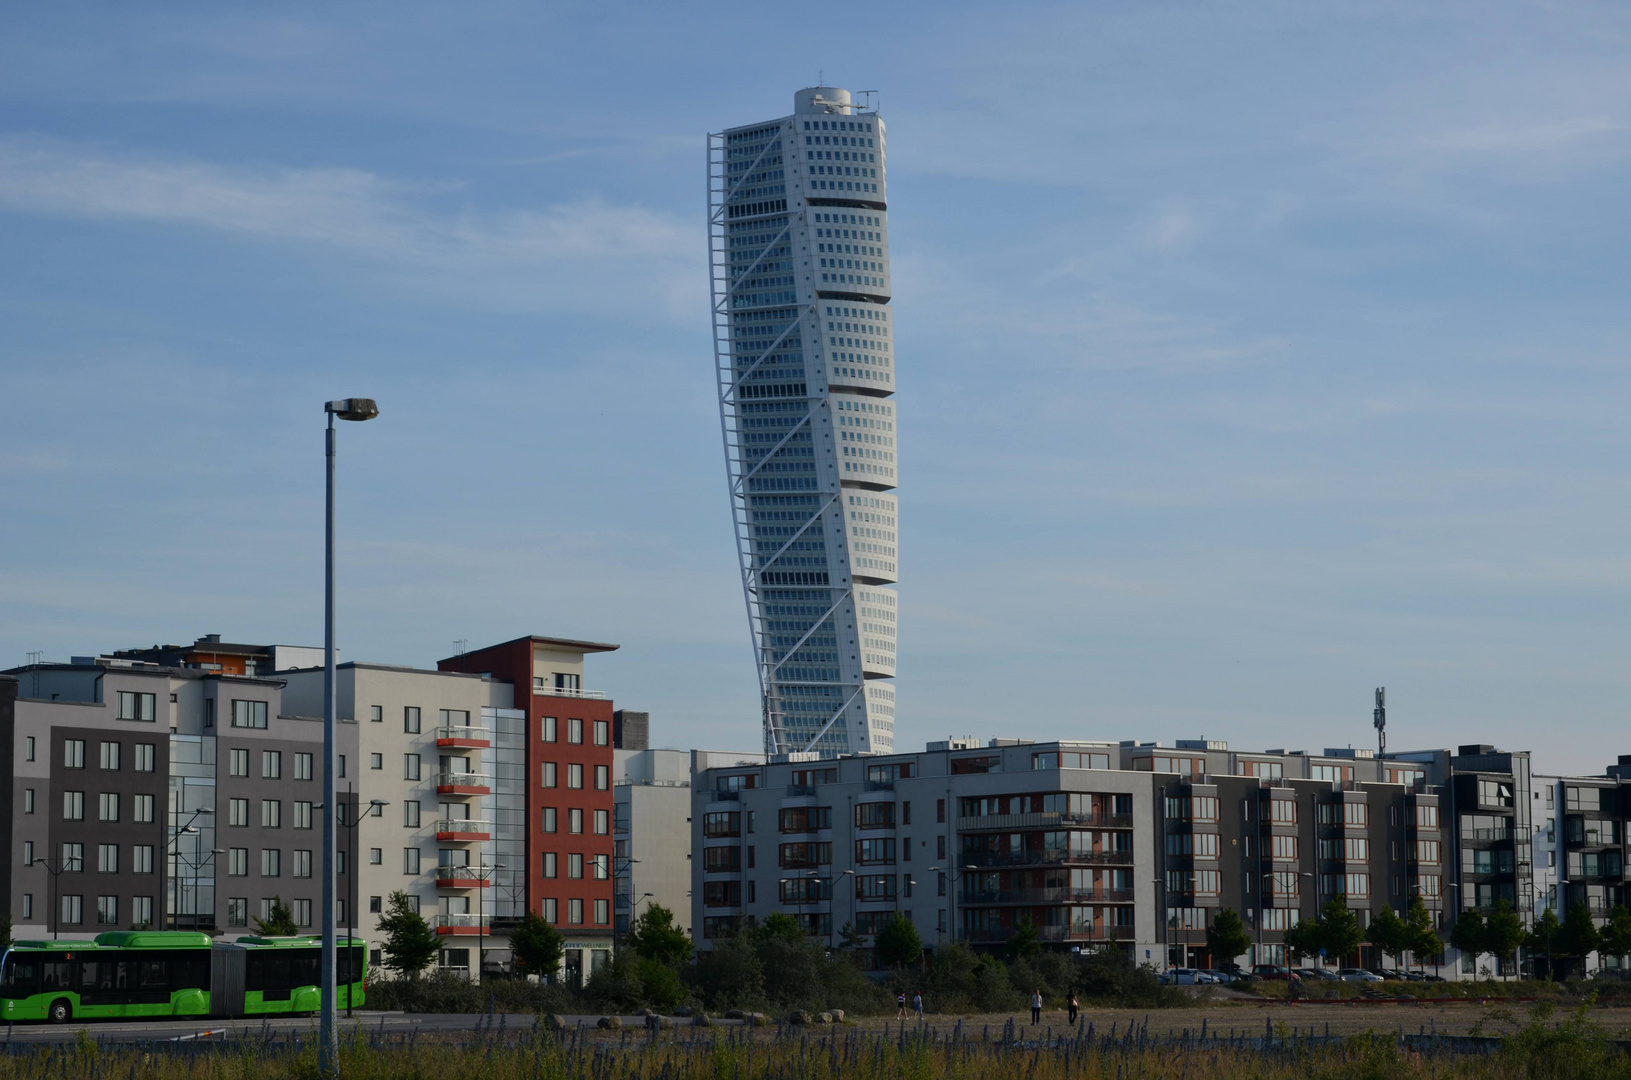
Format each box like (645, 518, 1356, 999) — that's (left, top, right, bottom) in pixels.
(0, 1012, 539, 1045)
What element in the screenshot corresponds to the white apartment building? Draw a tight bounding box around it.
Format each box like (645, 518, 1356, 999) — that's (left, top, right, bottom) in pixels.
(279, 663, 525, 979)
(613, 747, 694, 937)
(710, 86, 898, 758)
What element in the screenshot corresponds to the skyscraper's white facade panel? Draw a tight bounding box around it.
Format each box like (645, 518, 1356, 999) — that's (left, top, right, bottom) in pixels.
(709, 86, 897, 757)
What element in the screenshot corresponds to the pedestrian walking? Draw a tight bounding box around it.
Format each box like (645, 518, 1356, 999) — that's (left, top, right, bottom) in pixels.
(1030, 988, 1043, 1024)
(896, 992, 907, 1020)
(913, 990, 923, 1020)
(1067, 991, 1079, 1024)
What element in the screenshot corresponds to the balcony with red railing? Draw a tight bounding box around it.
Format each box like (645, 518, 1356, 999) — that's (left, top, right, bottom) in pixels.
(435, 817, 493, 842)
(435, 771, 493, 795)
(435, 724, 491, 749)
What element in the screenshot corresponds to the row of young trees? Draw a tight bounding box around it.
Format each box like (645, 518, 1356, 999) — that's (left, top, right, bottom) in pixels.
(1199, 896, 1631, 977)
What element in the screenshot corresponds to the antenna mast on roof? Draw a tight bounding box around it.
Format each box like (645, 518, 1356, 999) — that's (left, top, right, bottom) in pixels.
(1373, 687, 1386, 758)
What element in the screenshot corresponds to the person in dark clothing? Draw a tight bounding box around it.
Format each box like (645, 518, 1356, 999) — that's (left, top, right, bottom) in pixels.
(1030, 989, 1043, 1024)
(1067, 991, 1079, 1023)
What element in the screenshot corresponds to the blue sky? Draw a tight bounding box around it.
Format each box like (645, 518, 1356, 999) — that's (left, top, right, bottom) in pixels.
(2, 2, 1628, 774)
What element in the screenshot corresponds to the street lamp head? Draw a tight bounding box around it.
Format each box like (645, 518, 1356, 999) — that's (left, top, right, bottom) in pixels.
(196, 807, 216, 815)
(326, 398, 380, 422)
(369, 799, 391, 808)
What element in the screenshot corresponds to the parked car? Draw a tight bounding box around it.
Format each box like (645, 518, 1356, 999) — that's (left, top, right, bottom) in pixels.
(1294, 967, 1338, 981)
(1164, 968, 1220, 985)
(1199, 969, 1237, 984)
(1252, 964, 1301, 981)
(1338, 968, 1385, 983)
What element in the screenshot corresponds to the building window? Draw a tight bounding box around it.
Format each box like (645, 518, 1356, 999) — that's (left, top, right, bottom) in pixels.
(61, 842, 84, 872)
(98, 792, 119, 822)
(369, 896, 383, 913)
(25, 736, 35, 762)
(63, 739, 86, 768)
(937, 799, 946, 823)
(593, 854, 609, 879)
(117, 691, 157, 722)
(227, 848, 249, 876)
(227, 898, 248, 926)
(261, 800, 281, 828)
(543, 898, 557, 923)
(294, 801, 313, 829)
(404, 800, 421, 828)
(594, 765, 609, 790)
(293, 850, 313, 878)
(99, 741, 121, 770)
(262, 751, 281, 779)
(404, 753, 421, 780)
(371, 753, 383, 770)
(541, 717, 557, 742)
(229, 749, 249, 777)
(231, 700, 268, 728)
(543, 852, 557, 878)
(370, 848, 383, 865)
(132, 845, 154, 874)
(60, 895, 84, 925)
(542, 762, 558, 788)
(97, 844, 119, 873)
(370, 705, 383, 722)
(23, 788, 33, 814)
(97, 895, 119, 925)
(568, 718, 583, 744)
(568, 899, 584, 925)
(294, 753, 313, 780)
(131, 896, 153, 927)
(595, 899, 609, 925)
(134, 743, 155, 772)
(229, 798, 250, 827)
(594, 809, 609, 835)
(568, 808, 583, 834)
(292, 899, 312, 927)
(23, 840, 33, 865)
(404, 706, 421, 734)
(594, 720, 609, 746)
(542, 807, 557, 833)
(567, 764, 583, 789)
(261, 849, 281, 877)
(567, 853, 584, 879)
(403, 848, 421, 874)
(62, 791, 84, 821)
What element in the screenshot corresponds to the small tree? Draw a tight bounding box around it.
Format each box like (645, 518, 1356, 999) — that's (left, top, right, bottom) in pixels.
(1557, 901, 1602, 978)
(377, 890, 439, 979)
(1283, 915, 1322, 965)
(836, 921, 867, 952)
(874, 913, 924, 969)
(1598, 905, 1631, 969)
(1317, 900, 1365, 965)
(0, 913, 12, 951)
(1449, 909, 1486, 975)
(1205, 909, 1251, 971)
(1484, 900, 1526, 978)
(1005, 915, 1041, 963)
(509, 910, 565, 981)
(254, 897, 298, 937)
(1366, 906, 1410, 969)
(1527, 908, 1562, 980)
(1404, 895, 1440, 972)
(628, 903, 693, 967)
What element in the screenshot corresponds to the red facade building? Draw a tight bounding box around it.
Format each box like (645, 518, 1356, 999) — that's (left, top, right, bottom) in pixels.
(439, 635, 619, 981)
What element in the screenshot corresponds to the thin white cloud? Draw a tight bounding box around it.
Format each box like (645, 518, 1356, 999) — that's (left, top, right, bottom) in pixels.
(0, 137, 702, 316)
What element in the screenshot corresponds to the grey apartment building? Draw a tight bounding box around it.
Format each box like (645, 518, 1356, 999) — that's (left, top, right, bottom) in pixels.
(2, 661, 335, 941)
(693, 737, 1562, 975)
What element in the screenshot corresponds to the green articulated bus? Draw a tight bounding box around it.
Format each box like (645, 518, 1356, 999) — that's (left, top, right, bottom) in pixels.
(0, 932, 366, 1023)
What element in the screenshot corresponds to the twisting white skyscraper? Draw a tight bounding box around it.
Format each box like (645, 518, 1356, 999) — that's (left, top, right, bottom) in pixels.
(709, 87, 898, 757)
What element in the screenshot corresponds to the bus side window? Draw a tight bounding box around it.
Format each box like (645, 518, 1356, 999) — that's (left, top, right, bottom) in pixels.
(2, 958, 39, 995)
(42, 961, 73, 992)
(170, 952, 208, 991)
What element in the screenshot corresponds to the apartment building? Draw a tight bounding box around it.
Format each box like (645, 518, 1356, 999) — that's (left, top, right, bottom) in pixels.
(438, 636, 620, 985)
(691, 737, 1558, 975)
(277, 661, 523, 980)
(614, 727, 694, 937)
(2, 660, 330, 941)
(1529, 758, 1631, 976)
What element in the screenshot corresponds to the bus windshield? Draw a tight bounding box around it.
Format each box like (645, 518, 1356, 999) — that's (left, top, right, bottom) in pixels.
(0, 952, 40, 998)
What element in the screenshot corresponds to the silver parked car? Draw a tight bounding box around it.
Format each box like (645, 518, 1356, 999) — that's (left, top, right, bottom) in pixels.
(1337, 968, 1384, 983)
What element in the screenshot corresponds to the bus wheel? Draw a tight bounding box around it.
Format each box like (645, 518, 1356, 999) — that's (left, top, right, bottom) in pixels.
(48, 999, 71, 1024)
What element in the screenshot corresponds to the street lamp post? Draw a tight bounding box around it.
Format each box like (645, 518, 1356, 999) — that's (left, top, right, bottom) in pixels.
(35, 855, 76, 941)
(474, 862, 506, 987)
(926, 864, 979, 947)
(168, 807, 216, 929)
(172, 848, 226, 932)
(321, 396, 379, 1077)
